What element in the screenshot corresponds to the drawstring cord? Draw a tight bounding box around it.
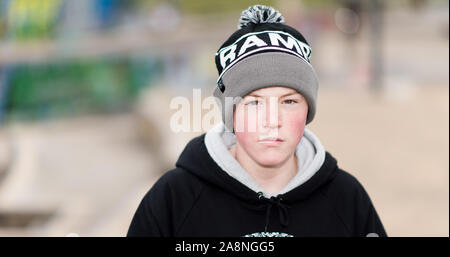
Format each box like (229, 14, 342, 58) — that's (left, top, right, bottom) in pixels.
(258, 192, 290, 232)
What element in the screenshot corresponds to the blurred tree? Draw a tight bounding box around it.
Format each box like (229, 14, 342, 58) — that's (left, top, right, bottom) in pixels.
(5, 0, 63, 40)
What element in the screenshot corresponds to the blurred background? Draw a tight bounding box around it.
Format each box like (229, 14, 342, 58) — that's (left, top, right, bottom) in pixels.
(0, 0, 448, 237)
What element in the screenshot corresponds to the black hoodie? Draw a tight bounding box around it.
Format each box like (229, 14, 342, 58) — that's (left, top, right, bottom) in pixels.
(127, 134, 387, 237)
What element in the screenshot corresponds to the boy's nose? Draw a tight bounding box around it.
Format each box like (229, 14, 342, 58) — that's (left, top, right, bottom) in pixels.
(262, 98, 280, 128)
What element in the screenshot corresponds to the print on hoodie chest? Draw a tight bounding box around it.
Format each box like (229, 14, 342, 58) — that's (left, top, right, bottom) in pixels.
(243, 231, 293, 237)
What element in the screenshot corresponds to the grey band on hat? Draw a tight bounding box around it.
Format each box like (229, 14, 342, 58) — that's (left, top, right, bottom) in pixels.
(213, 52, 319, 132)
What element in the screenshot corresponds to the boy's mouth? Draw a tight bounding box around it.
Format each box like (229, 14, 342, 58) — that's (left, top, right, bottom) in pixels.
(258, 137, 284, 146)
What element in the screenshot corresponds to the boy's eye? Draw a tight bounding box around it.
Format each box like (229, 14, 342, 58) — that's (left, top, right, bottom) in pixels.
(283, 99, 298, 104)
(245, 100, 262, 106)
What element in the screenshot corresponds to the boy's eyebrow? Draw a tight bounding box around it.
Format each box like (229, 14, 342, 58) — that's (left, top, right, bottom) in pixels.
(247, 92, 301, 98)
(280, 92, 302, 98)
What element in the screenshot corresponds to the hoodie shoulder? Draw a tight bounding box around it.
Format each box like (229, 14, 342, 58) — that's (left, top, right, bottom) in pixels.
(320, 167, 372, 211)
(175, 134, 206, 167)
(156, 167, 204, 194)
(150, 167, 205, 209)
(330, 169, 366, 195)
(320, 166, 387, 236)
(128, 167, 205, 236)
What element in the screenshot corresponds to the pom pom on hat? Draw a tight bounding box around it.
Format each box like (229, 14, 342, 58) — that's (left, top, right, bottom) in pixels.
(238, 5, 285, 29)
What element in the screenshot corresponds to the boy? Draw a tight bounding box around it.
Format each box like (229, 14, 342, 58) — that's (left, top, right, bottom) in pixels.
(127, 5, 386, 237)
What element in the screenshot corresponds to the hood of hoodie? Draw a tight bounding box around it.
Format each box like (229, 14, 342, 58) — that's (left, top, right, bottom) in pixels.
(175, 122, 339, 205)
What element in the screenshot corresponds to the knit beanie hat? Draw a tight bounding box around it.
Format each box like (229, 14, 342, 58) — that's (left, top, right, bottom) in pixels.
(213, 5, 319, 132)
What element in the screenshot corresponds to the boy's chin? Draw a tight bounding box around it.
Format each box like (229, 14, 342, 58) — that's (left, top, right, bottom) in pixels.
(254, 154, 290, 168)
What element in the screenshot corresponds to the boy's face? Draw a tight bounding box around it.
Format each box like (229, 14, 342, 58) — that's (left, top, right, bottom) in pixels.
(233, 86, 308, 167)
